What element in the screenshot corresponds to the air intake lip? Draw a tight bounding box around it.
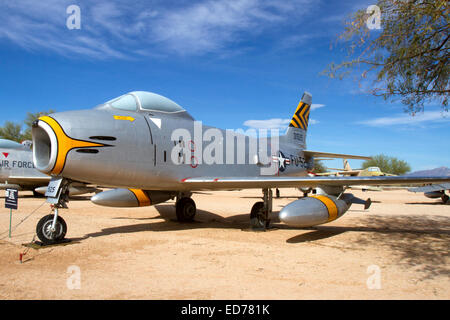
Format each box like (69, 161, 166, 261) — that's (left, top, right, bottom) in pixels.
(32, 120, 58, 174)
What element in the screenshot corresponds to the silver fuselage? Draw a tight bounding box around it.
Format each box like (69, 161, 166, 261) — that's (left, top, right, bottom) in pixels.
(32, 105, 312, 191)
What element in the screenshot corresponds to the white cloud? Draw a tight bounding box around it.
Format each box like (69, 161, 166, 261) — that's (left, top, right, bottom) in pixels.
(243, 103, 323, 130)
(311, 104, 325, 110)
(358, 111, 450, 127)
(244, 118, 290, 130)
(0, 0, 318, 59)
(244, 117, 318, 130)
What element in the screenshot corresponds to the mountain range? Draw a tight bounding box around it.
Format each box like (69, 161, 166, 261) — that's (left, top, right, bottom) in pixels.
(407, 166, 450, 177)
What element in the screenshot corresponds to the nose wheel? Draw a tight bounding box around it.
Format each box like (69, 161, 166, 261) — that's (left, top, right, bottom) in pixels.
(36, 214, 67, 245)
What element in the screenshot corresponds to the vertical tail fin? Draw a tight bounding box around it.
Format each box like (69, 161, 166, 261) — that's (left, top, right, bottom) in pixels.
(285, 92, 312, 147)
(289, 92, 312, 131)
(343, 159, 351, 171)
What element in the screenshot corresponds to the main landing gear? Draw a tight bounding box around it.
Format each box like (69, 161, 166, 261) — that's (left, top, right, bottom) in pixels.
(175, 189, 274, 230)
(175, 193, 196, 222)
(443, 194, 450, 204)
(250, 189, 273, 230)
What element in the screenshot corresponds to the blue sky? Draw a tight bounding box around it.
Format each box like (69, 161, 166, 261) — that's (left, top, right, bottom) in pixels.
(0, 0, 448, 171)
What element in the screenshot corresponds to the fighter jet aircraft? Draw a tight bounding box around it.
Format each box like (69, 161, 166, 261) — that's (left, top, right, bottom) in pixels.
(0, 138, 98, 197)
(0, 138, 51, 195)
(316, 159, 396, 177)
(313, 159, 390, 191)
(30, 91, 450, 244)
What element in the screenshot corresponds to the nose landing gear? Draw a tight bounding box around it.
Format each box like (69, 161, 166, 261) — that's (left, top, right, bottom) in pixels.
(36, 213, 67, 245)
(36, 178, 70, 245)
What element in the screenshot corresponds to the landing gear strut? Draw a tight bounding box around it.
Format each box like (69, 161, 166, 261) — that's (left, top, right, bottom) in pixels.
(176, 193, 196, 222)
(250, 188, 272, 230)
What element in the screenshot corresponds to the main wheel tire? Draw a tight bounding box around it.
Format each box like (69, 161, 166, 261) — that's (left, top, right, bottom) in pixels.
(250, 201, 266, 229)
(442, 194, 449, 204)
(276, 189, 280, 198)
(176, 198, 196, 222)
(36, 214, 67, 245)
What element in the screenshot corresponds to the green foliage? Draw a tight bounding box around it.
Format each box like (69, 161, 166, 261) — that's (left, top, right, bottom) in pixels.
(312, 160, 327, 173)
(0, 121, 25, 142)
(362, 154, 411, 175)
(21, 110, 56, 141)
(0, 110, 55, 143)
(324, 0, 449, 113)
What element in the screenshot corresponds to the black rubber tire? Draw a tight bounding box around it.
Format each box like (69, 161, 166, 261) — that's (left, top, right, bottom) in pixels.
(36, 214, 67, 245)
(176, 198, 196, 222)
(250, 201, 265, 229)
(442, 194, 449, 204)
(276, 189, 280, 198)
(32, 190, 45, 198)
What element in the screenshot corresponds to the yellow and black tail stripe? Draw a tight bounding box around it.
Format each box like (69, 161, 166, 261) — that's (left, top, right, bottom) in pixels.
(289, 101, 311, 130)
(39, 116, 108, 175)
(311, 195, 338, 222)
(129, 189, 151, 207)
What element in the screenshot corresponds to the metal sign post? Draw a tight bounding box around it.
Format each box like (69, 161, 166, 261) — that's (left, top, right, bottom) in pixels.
(5, 188, 18, 238)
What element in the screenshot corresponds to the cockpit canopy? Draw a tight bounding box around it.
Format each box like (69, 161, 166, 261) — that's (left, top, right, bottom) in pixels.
(105, 91, 185, 113)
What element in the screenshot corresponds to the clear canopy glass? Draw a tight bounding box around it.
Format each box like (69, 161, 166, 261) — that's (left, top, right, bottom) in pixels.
(106, 91, 184, 113)
(107, 94, 138, 111)
(132, 91, 184, 113)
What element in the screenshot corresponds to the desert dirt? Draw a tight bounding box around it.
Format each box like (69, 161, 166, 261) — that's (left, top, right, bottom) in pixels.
(0, 188, 449, 300)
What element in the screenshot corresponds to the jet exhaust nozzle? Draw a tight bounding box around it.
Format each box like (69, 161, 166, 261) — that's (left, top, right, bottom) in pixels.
(91, 189, 174, 207)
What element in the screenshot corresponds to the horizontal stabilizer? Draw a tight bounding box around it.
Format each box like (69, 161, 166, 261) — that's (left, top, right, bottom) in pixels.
(315, 171, 361, 176)
(304, 151, 371, 160)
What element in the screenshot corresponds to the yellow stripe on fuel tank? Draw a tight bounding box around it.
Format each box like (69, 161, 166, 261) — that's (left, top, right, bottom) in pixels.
(129, 189, 151, 207)
(39, 116, 106, 175)
(311, 195, 338, 222)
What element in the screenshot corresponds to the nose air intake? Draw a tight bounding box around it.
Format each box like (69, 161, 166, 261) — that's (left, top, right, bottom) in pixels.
(32, 116, 106, 175)
(32, 119, 58, 174)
